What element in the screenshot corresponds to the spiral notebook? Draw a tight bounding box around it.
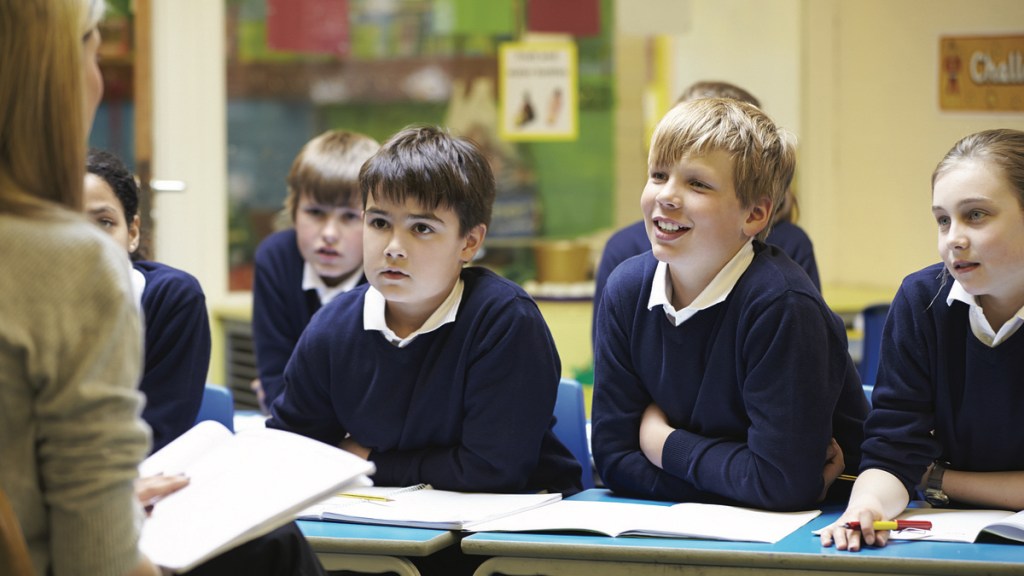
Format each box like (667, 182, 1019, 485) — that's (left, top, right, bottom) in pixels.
(299, 485, 562, 530)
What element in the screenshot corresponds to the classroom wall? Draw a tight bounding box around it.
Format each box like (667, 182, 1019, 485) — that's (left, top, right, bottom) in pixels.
(639, 0, 1024, 295)
(152, 0, 1024, 310)
(801, 0, 1024, 293)
(668, 0, 802, 141)
(151, 0, 228, 301)
(611, 1, 802, 233)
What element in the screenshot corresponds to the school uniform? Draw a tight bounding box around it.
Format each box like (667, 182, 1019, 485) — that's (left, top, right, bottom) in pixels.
(134, 260, 210, 453)
(267, 266, 583, 496)
(766, 220, 820, 291)
(860, 263, 1024, 497)
(252, 228, 364, 407)
(593, 241, 867, 510)
(592, 220, 821, 347)
(594, 221, 650, 307)
(187, 523, 325, 576)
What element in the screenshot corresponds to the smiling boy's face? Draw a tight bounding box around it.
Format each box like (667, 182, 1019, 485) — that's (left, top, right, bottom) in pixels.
(641, 149, 769, 307)
(362, 193, 485, 331)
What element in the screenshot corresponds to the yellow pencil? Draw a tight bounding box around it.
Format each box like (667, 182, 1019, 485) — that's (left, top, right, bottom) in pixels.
(335, 492, 392, 502)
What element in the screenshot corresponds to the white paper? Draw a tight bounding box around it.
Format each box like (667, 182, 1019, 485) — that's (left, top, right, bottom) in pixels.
(469, 500, 821, 544)
(139, 421, 375, 571)
(886, 508, 1019, 543)
(309, 487, 561, 531)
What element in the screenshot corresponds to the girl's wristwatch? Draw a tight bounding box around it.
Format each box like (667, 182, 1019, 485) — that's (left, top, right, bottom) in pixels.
(924, 461, 949, 507)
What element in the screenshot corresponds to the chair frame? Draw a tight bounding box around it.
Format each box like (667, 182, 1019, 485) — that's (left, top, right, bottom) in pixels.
(554, 378, 595, 490)
(194, 383, 235, 432)
(859, 303, 891, 397)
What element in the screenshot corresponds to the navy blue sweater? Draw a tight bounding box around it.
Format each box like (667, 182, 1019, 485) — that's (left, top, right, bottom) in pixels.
(593, 220, 820, 347)
(593, 243, 867, 510)
(862, 263, 1024, 497)
(252, 229, 366, 407)
(136, 261, 210, 452)
(766, 221, 820, 291)
(267, 267, 583, 495)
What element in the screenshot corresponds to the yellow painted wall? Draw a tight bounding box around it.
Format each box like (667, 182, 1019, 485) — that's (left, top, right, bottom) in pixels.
(801, 0, 1024, 294)
(536, 300, 594, 379)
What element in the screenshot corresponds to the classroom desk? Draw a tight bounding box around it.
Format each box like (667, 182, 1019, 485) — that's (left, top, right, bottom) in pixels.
(462, 490, 1024, 576)
(298, 520, 456, 576)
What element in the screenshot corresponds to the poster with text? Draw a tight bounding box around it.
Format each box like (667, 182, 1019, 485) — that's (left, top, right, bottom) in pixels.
(499, 42, 578, 141)
(939, 35, 1024, 112)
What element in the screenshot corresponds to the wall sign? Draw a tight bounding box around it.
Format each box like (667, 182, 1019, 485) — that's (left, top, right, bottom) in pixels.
(940, 35, 1024, 112)
(499, 42, 578, 141)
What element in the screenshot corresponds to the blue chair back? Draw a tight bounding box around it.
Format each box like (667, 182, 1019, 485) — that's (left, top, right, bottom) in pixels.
(195, 384, 235, 432)
(859, 303, 891, 401)
(554, 378, 594, 489)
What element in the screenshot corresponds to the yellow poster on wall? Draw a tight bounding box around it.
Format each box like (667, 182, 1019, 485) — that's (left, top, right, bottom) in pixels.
(939, 35, 1024, 112)
(499, 41, 578, 141)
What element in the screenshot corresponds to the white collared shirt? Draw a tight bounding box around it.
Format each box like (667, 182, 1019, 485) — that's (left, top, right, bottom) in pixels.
(946, 280, 1024, 347)
(302, 262, 363, 306)
(363, 279, 464, 348)
(647, 240, 755, 327)
(129, 266, 146, 311)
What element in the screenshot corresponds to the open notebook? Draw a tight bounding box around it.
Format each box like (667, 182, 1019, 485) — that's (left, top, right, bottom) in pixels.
(878, 507, 1024, 544)
(300, 485, 562, 530)
(467, 499, 822, 544)
(139, 421, 375, 572)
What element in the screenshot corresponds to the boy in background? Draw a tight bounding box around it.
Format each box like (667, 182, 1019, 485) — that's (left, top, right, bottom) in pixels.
(251, 130, 379, 411)
(592, 99, 867, 510)
(267, 125, 582, 496)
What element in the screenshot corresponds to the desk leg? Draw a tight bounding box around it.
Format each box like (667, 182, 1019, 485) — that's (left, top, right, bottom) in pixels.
(317, 552, 420, 576)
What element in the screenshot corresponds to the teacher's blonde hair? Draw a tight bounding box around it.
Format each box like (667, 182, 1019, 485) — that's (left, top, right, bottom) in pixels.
(0, 0, 105, 216)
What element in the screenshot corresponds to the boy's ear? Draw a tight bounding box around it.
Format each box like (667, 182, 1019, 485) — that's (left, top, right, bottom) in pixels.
(741, 196, 773, 239)
(459, 224, 487, 263)
(128, 214, 142, 254)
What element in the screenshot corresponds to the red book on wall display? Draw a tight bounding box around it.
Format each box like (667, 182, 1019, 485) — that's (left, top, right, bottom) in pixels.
(267, 0, 349, 56)
(527, 0, 600, 37)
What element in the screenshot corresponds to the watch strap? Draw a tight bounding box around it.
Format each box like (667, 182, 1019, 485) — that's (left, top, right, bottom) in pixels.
(925, 461, 949, 506)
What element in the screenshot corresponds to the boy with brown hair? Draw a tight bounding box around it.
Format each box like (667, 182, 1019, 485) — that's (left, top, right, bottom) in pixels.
(252, 130, 379, 410)
(268, 125, 582, 496)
